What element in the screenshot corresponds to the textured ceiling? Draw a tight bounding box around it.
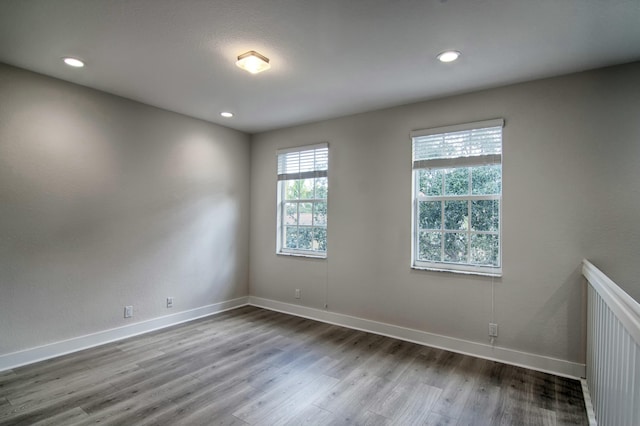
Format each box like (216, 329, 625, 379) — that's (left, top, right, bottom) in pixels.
(1, 0, 639, 133)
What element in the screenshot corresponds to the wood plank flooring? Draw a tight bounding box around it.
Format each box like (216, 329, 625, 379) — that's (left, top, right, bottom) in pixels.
(0, 306, 588, 425)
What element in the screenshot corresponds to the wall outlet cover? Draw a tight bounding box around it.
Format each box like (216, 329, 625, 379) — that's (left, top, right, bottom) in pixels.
(489, 323, 498, 337)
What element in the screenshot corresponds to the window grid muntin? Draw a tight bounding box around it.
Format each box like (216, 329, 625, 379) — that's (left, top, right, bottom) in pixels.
(413, 163, 501, 273)
(278, 179, 327, 256)
(281, 197, 327, 252)
(416, 199, 500, 266)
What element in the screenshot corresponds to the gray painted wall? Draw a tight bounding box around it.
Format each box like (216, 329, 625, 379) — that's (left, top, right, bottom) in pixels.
(0, 64, 251, 355)
(2, 59, 637, 366)
(250, 62, 640, 365)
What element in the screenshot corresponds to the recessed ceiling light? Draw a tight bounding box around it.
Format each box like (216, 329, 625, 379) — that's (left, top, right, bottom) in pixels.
(235, 51, 271, 74)
(220, 112, 234, 118)
(437, 50, 461, 63)
(63, 57, 85, 68)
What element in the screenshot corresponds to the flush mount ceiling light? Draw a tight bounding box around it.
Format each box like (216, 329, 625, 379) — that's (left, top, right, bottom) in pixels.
(437, 50, 461, 63)
(235, 50, 271, 74)
(63, 57, 85, 67)
(220, 111, 234, 118)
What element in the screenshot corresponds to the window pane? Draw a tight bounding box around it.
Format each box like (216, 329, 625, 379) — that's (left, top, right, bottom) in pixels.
(285, 226, 298, 249)
(417, 169, 443, 196)
(444, 200, 468, 230)
(284, 180, 299, 200)
(444, 233, 468, 263)
(284, 179, 314, 200)
(300, 179, 314, 199)
(313, 227, 327, 252)
(444, 168, 469, 196)
(284, 203, 297, 225)
(470, 234, 499, 266)
(313, 202, 327, 226)
(298, 227, 313, 250)
(471, 200, 499, 231)
(299, 203, 312, 225)
(472, 165, 501, 195)
(315, 177, 328, 199)
(418, 231, 441, 261)
(419, 201, 441, 230)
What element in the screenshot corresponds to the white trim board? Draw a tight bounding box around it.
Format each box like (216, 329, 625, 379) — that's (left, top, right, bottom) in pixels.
(0, 296, 249, 372)
(2, 295, 585, 379)
(249, 296, 586, 379)
(580, 378, 598, 426)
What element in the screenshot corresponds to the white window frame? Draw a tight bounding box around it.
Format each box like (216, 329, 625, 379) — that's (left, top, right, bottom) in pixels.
(276, 143, 328, 258)
(411, 119, 504, 276)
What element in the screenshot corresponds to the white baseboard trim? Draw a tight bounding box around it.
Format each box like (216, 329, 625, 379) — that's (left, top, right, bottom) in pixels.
(2, 295, 586, 380)
(249, 296, 586, 379)
(0, 296, 249, 372)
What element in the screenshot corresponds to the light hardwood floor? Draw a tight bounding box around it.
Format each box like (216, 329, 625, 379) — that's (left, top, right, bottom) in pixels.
(0, 306, 587, 425)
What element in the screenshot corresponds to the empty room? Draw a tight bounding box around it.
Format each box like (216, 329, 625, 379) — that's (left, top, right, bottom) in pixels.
(1, 1, 639, 425)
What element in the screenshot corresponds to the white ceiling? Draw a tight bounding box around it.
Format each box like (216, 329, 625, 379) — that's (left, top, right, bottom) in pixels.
(1, 0, 639, 133)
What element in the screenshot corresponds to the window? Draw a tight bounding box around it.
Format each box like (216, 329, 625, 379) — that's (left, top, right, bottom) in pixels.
(411, 119, 503, 276)
(276, 144, 328, 257)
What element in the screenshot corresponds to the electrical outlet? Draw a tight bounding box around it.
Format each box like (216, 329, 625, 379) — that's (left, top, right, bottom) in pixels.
(295, 289, 301, 299)
(167, 297, 174, 308)
(489, 323, 498, 337)
(124, 305, 133, 318)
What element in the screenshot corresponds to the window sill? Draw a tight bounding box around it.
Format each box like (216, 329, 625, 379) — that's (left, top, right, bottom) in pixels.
(277, 251, 327, 260)
(411, 265, 502, 278)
